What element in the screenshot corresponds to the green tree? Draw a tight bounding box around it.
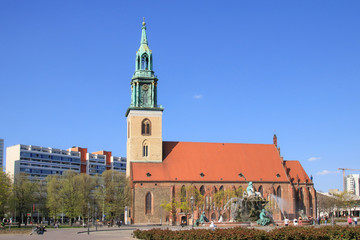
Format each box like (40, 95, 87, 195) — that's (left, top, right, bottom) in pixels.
(77, 173, 96, 221)
(60, 171, 82, 225)
(161, 185, 203, 225)
(46, 175, 62, 221)
(335, 191, 360, 216)
(214, 188, 240, 219)
(96, 170, 130, 222)
(9, 173, 36, 227)
(0, 169, 12, 216)
(33, 178, 48, 223)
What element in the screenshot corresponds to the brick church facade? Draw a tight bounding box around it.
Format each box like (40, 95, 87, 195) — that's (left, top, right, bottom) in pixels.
(125, 20, 316, 225)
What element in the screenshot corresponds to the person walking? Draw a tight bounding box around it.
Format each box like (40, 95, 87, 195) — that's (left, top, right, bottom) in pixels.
(293, 218, 298, 226)
(324, 215, 328, 225)
(317, 216, 321, 225)
(284, 218, 289, 227)
(354, 217, 358, 225)
(348, 216, 353, 225)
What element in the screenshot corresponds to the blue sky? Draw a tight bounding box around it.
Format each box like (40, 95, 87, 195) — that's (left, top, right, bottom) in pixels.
(1, 0, 359, 192)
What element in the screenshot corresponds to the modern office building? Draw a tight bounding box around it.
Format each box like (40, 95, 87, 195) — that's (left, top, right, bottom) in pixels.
(0, 139, 3, 169)
(346, 174, 360, 196)
(6, 144, 126, 180)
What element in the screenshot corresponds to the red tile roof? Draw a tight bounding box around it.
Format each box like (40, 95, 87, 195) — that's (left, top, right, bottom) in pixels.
(132, 141, 290, 182)
(284, 160, 311, 183)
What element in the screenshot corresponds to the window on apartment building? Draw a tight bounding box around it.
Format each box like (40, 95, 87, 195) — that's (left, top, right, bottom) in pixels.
(141, 119, 151, 135)
(20, 152, 31, 157)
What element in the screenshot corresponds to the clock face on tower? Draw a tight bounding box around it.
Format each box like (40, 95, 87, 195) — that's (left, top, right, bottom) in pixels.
(142, 84, 149, 91)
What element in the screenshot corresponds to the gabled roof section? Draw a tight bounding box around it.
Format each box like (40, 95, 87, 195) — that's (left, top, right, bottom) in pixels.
(284, 160, 311, 184)
(132, 141, 289, 182)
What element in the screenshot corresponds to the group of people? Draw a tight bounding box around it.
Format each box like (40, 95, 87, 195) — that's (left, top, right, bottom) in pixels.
(284, 217, 303, 226)
(284, 215, 359, 226)
(1, 218, 11, 228)
(347, 216, 358, 225)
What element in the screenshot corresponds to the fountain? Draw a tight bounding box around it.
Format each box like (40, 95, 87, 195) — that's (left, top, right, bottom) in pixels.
(215, 181, 274, 226)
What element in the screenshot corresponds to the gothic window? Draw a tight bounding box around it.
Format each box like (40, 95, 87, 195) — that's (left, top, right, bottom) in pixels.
(200, 185, 205, 196)
(137, 56, 140, 70)
(258, 185, 263, 196)
(181, 185, 186, 203)
(219, 185, 224, 192)
(309, 190, 313, 216)
(141, 53, 149, 70)
(141, 119, 151, 136)
(276, 186, 281, 198)
(142, 142, 148, 157)
(145, 192, 152, 214)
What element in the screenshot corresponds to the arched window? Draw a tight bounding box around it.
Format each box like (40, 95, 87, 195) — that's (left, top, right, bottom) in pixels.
(219, 185, 224, 192)
(181, 185, 186, 203)
(137, 56, 140, 70)
(141, 53, 149, 70)
(141, 119, 151, 136)
(276, 186, 281, 198)
(142, 141, 149, 157)
(145, 192, 152, 214)
(309, 189, 313, 216)
(258, 185, 263, 196)
(200, 185, 205, 196)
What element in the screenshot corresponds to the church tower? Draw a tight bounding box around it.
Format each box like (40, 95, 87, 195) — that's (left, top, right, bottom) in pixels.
(126, 19, 164, 177)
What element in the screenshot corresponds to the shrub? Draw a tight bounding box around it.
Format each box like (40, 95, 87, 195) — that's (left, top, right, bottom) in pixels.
(132, 226, 360, 240)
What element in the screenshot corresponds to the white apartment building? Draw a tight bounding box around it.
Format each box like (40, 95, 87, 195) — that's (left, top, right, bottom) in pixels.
(6, 144, 81, 180)
(346, 174, 360, 196)
(87, 152, 107, 176)
(6, 144, 126, 180)
(0, 139, 4, 169)
(110, 156, 127, 172)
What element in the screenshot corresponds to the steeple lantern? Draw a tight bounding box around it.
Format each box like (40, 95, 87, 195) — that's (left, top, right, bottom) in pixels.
(134, 18, 154, 77)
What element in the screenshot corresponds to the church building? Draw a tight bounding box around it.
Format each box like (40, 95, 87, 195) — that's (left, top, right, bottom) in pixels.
(125, 20, 316, 225)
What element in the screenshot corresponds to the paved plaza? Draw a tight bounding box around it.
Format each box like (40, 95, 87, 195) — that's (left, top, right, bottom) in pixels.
(0, 225, 199, 240)
(0, 226, 138, 240)
(0, 222, 351, 240)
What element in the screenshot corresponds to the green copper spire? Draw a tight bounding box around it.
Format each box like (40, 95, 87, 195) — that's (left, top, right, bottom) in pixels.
(126, 19, 163, 117)
(134, 17, 153, 78)
(141, 17, 148, 45)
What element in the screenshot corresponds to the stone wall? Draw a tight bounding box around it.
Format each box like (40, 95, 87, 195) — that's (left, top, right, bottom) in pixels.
(131, 181, 316, 224)
(133, 182, 171, 224)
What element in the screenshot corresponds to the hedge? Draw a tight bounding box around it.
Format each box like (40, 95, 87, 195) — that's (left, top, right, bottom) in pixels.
(133, 226, 360, 240)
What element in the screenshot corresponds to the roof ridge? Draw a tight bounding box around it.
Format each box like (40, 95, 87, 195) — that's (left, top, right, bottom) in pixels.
(163, 140, 274, 145)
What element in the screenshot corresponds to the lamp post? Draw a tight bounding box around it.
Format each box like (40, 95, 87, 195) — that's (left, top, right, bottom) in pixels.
(95, 206, 98, 231)
(87, 202, 90, 235)
(190, 196, 194, 228)
(101, 184, 106, 222)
